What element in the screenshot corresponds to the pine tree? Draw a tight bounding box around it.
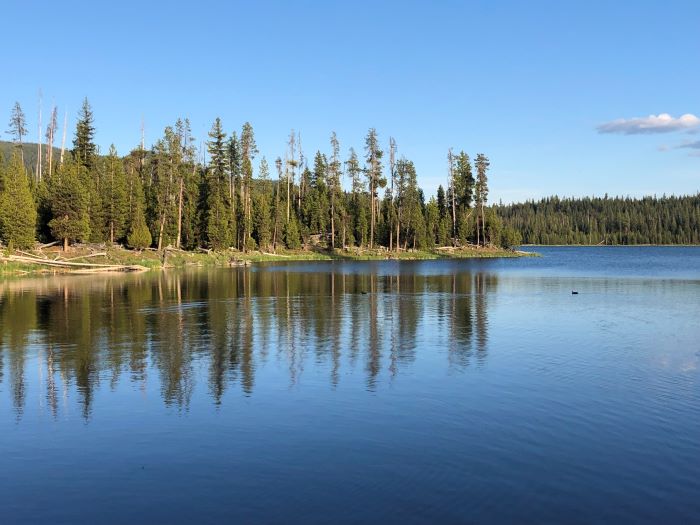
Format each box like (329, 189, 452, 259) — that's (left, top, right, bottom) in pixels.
(7, 102, 27, 166)
(283, 215, 301, 249)
(240, 122, 258, 251)
(272, 157, 283, 250)
(102, 145, 128, 243)
(126, 158, 151, 250)
(345, 147, 364, 246)
(328, 132, 342, 249)
(205, 118, 232, 249)
(396, 159, 421, 249)
(72, 97, 97, 170)
(127, 200, 152, 250)
(174, 118, 197, 249)
(227, 132, 241, 248)
(454, 151, 474, 210)
(364, 128, 385, 249)
(474, 153, 490, 246)
(207, 191, 232, 250)
(48, 159, 91, 250)
(388, 137, 398, 252)
(0, 151, 36, 249)
(254, 157, 273, 250)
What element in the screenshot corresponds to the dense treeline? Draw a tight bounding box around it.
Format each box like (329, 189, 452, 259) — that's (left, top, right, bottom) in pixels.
(5, 99, 697, 251)
(496, 194, 700, 245)
(1, 99, 513, 252)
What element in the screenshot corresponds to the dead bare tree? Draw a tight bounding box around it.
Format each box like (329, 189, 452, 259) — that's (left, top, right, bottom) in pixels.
(59, 110, 68, 166)
(45, 106, 58, 177)
(36, 91, 42, 182)
(389, 137, 397, 252)
(448, 148, 456, 246)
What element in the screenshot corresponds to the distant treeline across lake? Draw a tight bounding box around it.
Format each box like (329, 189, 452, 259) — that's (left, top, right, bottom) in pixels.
(497, 194, 700, 245)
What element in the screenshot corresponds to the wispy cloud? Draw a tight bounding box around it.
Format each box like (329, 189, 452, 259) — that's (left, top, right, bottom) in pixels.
(597, 113, 700, 135)
(678, 140, 700, 149)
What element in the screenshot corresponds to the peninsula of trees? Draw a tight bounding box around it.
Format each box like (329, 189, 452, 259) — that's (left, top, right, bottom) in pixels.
(3, 99, 698, 257)
(0, 99, 511, 255)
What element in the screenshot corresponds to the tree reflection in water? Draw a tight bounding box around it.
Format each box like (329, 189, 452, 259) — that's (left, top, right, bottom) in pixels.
(0, 265, 497, 420)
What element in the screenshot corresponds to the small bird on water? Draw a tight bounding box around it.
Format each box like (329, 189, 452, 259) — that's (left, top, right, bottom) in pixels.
(571, 291, 579, 295)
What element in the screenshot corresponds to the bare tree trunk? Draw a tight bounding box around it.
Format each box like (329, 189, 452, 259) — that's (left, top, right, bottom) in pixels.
(46, 106, 56, 178)
(448, 149, 456, 247)
(481, 202, 486, 246)
(396, 209, 400, 253)
(370, 177, 375, 249)
(37, 95, 42, 182)
(389, 137, 396, 252)
(59, 111, 67, 166)
(476, 213, 480, 247)
(176, 176, 184, 249)
(157, 214, 166, 251)
(297, 132, 303, 210)
(342, 216, 346, 249)
(330, 196, 335, 249)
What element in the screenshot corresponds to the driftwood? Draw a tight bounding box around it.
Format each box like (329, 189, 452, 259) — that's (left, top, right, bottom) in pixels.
(64, 252, 108, 261)
(16, 250, 46, 260)
(5, 254, 147, 273)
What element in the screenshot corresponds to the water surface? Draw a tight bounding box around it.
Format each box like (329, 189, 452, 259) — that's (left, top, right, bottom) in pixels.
(1, 247, 699, 523)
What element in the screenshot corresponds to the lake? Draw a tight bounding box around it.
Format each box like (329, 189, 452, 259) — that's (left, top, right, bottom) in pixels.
(1, 247, 699, 524)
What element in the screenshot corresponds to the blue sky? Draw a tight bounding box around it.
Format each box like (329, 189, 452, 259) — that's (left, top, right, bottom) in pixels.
(3, 0, 699, 202)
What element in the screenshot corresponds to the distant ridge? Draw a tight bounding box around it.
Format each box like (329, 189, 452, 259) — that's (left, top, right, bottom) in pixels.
(0, 140, 62, 172)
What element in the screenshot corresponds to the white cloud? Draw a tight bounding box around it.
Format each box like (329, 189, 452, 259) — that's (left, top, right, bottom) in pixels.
(678, 140, 700, 149)
(597, 113, 700, 135)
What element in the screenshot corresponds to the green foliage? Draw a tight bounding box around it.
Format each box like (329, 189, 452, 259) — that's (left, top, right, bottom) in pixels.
(283, 217, 301, 249)
(127, 201, 152, 250)
(454, 151, 474, 209)
(253, 158, 273, 250)
(72, 97, 97, 170)
(496, 194, 700, 245)
(48, 160, 91, 247)
(101, 145, 128, 242)
(205, 118, 233, 249)
(207, 190, 232, 250)
(0, 152, 36, 248)
(500, 226, 522, 249)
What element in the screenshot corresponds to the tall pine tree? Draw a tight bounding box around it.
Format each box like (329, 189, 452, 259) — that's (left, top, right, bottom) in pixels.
(72, 97, 97, 170)
(48, 159, 91, 250)
(0, 151, 36, 249)
(205, 118, 232, 249)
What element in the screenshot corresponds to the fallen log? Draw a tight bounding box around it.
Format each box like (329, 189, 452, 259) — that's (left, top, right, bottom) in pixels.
(5, 255, 148, 273)
(64, 252, 108, 261)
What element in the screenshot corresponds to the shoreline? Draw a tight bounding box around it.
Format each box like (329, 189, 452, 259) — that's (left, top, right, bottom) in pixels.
(0, 245, 535, 277)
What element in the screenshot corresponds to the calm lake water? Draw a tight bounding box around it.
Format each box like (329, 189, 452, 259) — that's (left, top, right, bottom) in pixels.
(1, 247, 699, 524)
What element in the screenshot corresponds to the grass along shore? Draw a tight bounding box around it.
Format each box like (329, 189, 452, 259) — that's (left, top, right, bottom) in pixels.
(0, 244, 534, 276)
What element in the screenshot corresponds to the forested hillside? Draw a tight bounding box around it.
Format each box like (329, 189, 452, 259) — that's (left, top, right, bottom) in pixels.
(0, 141, 61, 175)
(496, 195, 700, 245)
